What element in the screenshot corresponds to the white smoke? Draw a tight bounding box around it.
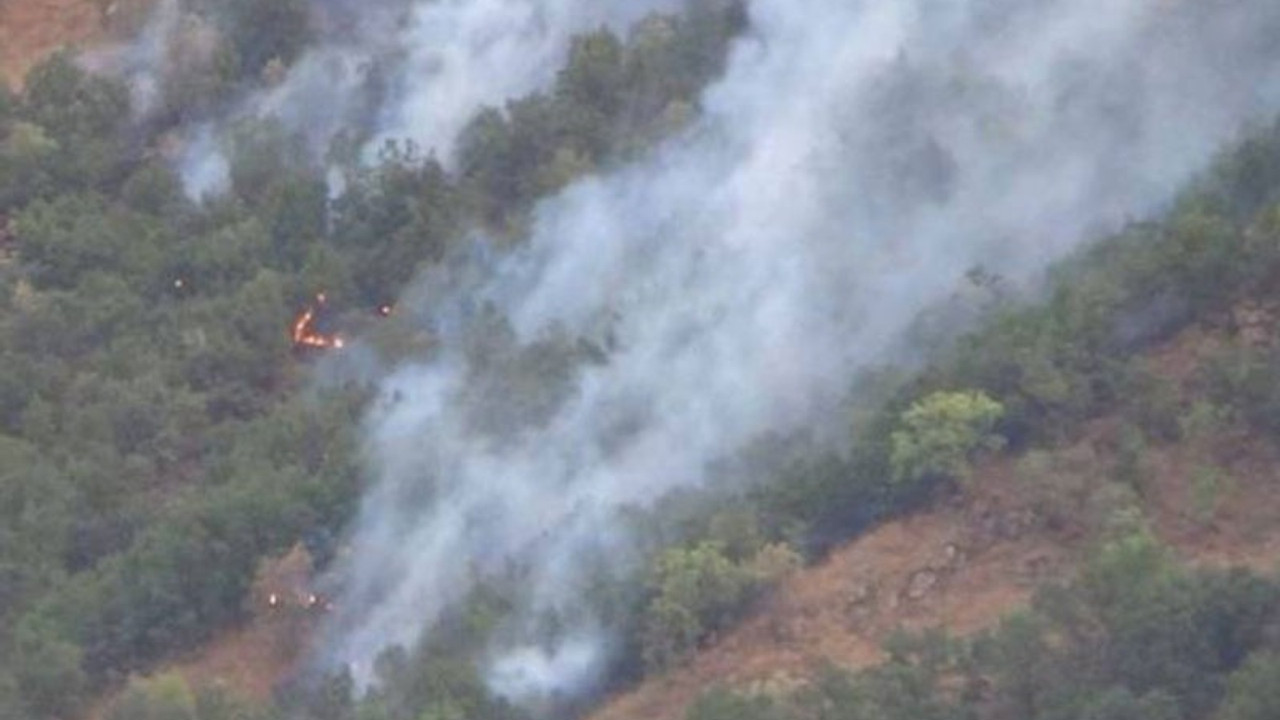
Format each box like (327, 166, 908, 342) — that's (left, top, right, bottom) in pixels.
(84, 0, 183, 118)
(116, 0, 684, 196)
(326, 0, 1280, 708)
(178, 123, 231, 199)
(369, 0, 685, 156)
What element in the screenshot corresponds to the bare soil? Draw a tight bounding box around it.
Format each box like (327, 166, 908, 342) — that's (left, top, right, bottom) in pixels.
(590, 471, 1069, 720)
(0, 0, 151, 89)
(588, 315, 1280, 720)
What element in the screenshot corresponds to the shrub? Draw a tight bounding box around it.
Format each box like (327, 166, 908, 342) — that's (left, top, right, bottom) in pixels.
(890, 390, 1005, 487)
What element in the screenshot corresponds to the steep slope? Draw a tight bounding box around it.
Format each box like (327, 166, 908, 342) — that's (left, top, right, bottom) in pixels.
(83, 301, 1280, 720)
(85, 314, 1280, 720)
(588, 314, 1280, 720)
(592, 473, 1066, 720)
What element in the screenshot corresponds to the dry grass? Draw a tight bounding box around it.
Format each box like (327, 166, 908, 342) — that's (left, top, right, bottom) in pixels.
(591, 473, 1068, 720)
(589, 317, 1280, 720)
(0, 0, 152, 89)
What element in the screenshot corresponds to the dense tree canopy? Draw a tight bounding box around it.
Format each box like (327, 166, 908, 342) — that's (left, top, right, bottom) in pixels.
(0, 3, 749, 718)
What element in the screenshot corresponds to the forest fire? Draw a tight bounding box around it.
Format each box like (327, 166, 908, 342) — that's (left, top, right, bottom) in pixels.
(292, 293, 345, 351)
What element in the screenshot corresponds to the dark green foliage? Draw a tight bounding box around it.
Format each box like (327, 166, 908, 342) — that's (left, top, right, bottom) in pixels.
(455, 1, 746, 234)
(331, 149, 460, 306)
(220, 0, 311, 78)
(931, 124, 1280, 448)
(555, 29, 627, 156)
(985, 535, 1280, 719)
(1194, 120, 1280, 221)
(1, 53, 131, 206)
(0, 5, 750, 713)
(11, 614, 88, 719)
(227, 119, 311, 204)
(639, 513, 801, 673)
(1202, 342, 1280, 440)
(16, 193, 171, 291)
(22, 52, 129, 141)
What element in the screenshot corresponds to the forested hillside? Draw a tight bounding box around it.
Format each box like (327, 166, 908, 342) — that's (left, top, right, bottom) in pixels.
(0, 2, 746, 718)
(2, 2, 1280, 720)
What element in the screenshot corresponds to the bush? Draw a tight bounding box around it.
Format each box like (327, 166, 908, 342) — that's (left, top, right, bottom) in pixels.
(642, 534, 801, 673)
(890, 390, 1005, 487)
(643, 542, 753, 671)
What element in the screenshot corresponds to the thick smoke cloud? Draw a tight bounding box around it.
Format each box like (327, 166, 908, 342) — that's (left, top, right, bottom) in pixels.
(323, 0, 1280, 708)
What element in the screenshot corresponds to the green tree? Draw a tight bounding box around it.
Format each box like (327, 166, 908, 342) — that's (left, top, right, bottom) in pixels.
(11, 615, 87, 719)
(22, 52, 128, 140)
(642, 542, 754, 671)
(890, 390, 1004, 486)
(227, 119, 309, 204)
(0, 121, 59, 208)
(555, 29, 625, 156)
(261, 175, 327, 269)
(222, 0, 311, 77)
(19, 52, 130, 193)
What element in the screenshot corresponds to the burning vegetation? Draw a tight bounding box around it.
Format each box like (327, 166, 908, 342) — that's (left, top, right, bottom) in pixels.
(292, 293, 345, 351)
(252, 544, 332, 616)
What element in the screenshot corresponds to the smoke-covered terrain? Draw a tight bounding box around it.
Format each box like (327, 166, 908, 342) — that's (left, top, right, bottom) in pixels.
(96, 0, 684, 196)
(294, 0, 1280, 707)
(12, 1, 1280, 719)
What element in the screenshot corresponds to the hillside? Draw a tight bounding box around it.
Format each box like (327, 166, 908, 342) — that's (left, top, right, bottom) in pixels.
(588, 302, 1280, 720)
(0, 0, 153, 88)
(5, 3, 1280, 720)
(124, 310, 1280, 720)
(592, 427, 1280, 719)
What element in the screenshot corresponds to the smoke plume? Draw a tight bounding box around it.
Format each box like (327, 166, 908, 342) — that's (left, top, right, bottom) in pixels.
(108, 0, 683, 196)
(322, 0, 1280, 708)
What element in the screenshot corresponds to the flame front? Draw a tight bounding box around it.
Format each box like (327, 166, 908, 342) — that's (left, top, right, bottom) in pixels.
(292, 295, 345, 351)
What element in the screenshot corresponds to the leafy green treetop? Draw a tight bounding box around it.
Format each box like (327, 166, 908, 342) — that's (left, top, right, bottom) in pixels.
(890, 390, 1004, 486)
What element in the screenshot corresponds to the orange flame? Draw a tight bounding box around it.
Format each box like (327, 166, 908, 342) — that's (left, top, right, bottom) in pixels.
(292, 294, 345, 350)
